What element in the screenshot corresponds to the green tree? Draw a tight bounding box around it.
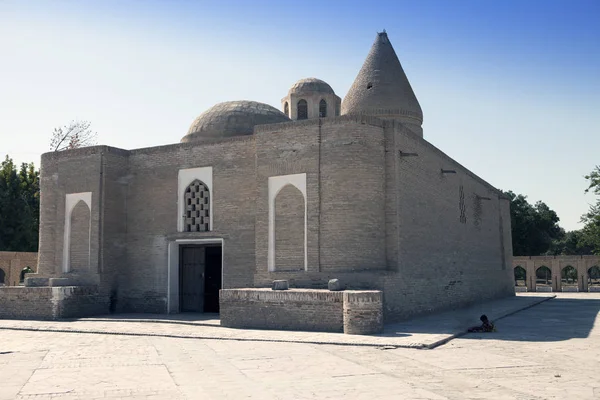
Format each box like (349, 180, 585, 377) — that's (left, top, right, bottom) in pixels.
(0, 156, 39, 251)
(548, 229, 594, 256)
(580, 166, 600, 254)
(503, 190, 564, 256)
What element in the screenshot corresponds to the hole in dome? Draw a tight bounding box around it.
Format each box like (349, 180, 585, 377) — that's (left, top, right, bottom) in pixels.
(367, 83, 373, 90)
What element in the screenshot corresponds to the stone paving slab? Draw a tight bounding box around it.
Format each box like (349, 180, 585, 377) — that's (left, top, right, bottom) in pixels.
(0, 294, 554, 349)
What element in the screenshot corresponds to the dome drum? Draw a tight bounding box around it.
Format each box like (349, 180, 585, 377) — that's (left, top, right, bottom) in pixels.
(282, 78, 341, 121)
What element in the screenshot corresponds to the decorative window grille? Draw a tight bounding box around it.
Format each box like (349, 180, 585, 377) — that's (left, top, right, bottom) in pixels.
(184, 180, 210, 232)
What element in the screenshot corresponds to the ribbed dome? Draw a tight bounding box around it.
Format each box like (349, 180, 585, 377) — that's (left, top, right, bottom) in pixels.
(288, 78, 335, 95)
(342, 31, 422, 123)
(181, 101, 290, 143)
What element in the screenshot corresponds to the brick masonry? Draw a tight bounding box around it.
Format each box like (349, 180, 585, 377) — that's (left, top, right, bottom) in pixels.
(0, 286, 107, 320)
(220, 288, 383, 334)
(0, 252, 38, 287)
(9, 112, 514, 323)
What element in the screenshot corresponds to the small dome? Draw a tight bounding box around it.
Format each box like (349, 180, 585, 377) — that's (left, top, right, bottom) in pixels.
(181, 100, 290, 143)
(288, 78, 335, 95)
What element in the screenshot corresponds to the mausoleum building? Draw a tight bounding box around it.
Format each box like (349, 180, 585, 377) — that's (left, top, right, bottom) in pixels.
(0, 32, 514, 329)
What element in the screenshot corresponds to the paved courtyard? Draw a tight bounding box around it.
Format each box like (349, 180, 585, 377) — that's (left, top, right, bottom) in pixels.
(1, 293, 599, 399)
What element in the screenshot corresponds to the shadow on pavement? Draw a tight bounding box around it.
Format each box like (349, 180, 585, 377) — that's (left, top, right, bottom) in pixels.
(462, 298, 600, 342)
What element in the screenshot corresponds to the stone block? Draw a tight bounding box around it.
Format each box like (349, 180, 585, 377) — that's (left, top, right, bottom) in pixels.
(562, 286, 579, 292)
(343, 291, 383, 335)
(328, 279, 344, 291)
(272, 280, 289, 290)
(49, 278, 72, 287)
(24, 277, 49, 287)
(514, 286, 527, 292)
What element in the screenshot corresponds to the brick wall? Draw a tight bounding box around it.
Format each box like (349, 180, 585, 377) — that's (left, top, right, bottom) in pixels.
(69, 201, 91, 271)
(0, 252, 38, 286)
(220, 288, 344, 332)
(274, 185, 304, 271)
(220, 288, 383, 334)
(381, 124, 514, 321)
(0, 286, 107, 319)
(120, 137, 256, 312)
(32, 114, 513, 320)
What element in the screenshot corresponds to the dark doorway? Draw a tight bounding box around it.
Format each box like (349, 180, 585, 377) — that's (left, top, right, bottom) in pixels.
(179, 245, 222, 313)
(204, 246, 222, 313)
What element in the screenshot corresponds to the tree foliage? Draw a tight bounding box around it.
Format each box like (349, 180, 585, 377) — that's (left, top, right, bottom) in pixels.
(50, 120, 97, 151)
(0, 156, 39, 251)
(503, 191, 564, 256)
(579, 166, 600, 254)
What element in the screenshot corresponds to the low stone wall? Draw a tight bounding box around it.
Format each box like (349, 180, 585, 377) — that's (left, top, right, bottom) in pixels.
(220, 288, 383, 334)
(0, 286, 109, 320)
(0, 287, 53, 319)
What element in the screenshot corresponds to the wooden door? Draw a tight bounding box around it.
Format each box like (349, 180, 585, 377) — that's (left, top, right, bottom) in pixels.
(180, 246, 205, 312)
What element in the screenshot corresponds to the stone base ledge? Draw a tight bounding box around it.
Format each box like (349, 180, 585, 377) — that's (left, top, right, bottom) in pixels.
(562, 286, 579, 292)
(0, 285, 109, 320)
(220, 288, 383, 335)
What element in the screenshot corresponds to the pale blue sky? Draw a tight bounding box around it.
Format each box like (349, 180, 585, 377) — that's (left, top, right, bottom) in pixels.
(1, 0, 598, 231)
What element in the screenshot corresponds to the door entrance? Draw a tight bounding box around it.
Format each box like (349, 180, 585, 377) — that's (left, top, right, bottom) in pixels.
(179, 245, 222, 313)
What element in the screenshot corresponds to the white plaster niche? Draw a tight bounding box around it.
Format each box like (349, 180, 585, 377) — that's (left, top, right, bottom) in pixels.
(268, 173, 307, 272)
(177, 167, 213, 232)
(62, 192, 92, 273)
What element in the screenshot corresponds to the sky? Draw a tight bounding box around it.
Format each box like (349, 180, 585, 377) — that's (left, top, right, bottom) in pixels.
(0, 0, 599, 231)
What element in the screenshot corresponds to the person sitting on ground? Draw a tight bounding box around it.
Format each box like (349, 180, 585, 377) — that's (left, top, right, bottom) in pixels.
(468, 314, 496, 332)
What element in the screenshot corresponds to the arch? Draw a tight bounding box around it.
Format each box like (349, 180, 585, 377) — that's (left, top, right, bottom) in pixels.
(183, 179, 210, 232)
(561, 265, 578, 286)
(297, 99, 308, 120)
(274, 184, 305, 271)
(284, 102, 289, 117)
(535, 266, 552, 286)
(588, 265, 600, 287)
(20, 266, 33, 283)
(267, 173, 307, 272)
(69, 200, 91, 271)
(63, 192, 92, 272)
(514, 266, 526, 287)
(319, 99, 327, 118)
(0, 268, 5, 285)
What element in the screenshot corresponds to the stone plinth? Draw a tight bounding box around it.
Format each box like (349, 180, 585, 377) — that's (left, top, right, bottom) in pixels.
(343, 291, 383, 335)
(272, 280, 289, 290)
(0, 286, 109, 320)
(220, 288, 383, 334)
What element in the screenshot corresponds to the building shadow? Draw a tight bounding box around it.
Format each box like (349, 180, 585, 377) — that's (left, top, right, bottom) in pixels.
(460, 298, 600, 342)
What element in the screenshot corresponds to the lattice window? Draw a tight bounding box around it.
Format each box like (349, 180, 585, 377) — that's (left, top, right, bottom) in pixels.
(184, 180, 210, 232)
(297, 99, 308, 120)
(319, 99, 327, 117)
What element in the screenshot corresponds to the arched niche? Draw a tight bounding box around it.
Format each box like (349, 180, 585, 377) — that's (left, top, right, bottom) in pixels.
(268, 174, 307, 272)
(63, 192, 92, 272)
(274, 184, 305, 271)
(177, 167, 213, 232)
(514, 266, 526, 287)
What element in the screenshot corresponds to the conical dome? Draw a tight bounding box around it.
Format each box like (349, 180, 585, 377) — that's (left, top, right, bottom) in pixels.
(342, 31, 423, 134)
